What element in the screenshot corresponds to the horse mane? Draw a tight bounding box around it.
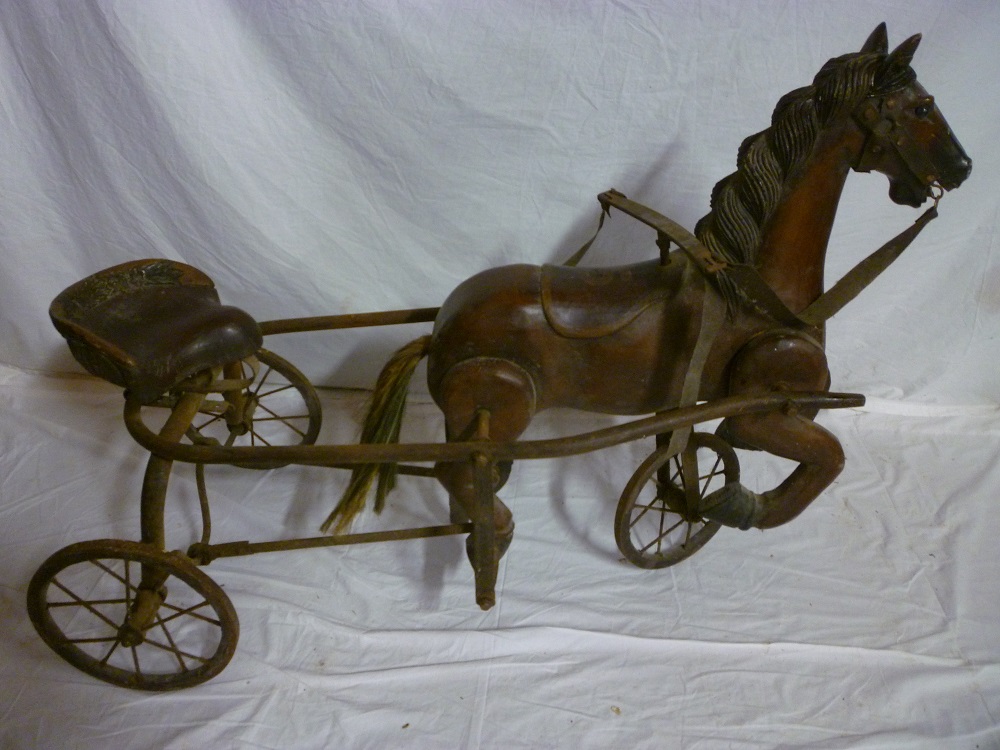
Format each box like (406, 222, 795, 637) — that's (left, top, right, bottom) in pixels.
(693, 48, 917, 310)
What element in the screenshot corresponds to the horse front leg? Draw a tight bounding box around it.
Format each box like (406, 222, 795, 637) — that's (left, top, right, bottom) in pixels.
(707, 409, 845, 528)
(700, 330, 844, 529)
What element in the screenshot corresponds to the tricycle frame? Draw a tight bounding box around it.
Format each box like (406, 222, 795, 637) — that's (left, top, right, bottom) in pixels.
(127, 307, 862, 575)
(29, 261, 865, 692)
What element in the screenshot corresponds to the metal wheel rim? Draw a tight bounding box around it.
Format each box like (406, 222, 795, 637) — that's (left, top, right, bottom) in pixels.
(615, 433, 737, 569)
(188, 348, 322, 468)
(27, 539, 239, 691)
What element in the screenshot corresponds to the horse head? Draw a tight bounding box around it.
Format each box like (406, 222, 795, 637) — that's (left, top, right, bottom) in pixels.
(852, 24, 972, 207)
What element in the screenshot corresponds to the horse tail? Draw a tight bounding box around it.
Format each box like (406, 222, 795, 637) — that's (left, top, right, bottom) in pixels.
(321, 334, 433, 534)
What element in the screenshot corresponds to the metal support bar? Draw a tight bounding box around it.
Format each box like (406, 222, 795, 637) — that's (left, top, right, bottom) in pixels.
(126, 391, 866, 469)
(258, 307, 439, 336)
(187, 522, 473, 564)
(139, 390, 207, 552)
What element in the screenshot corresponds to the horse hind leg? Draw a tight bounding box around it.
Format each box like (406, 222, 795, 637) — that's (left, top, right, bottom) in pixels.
(433, 357, 536, 610)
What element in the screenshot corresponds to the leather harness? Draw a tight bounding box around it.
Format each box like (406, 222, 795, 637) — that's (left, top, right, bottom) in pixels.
(565, 90, 944, 330)
(561, 92, 943, 455)
(584, 187, 939, 330)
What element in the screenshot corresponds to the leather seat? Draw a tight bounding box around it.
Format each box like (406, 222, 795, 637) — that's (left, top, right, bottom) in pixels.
(51, 259, 263, 404)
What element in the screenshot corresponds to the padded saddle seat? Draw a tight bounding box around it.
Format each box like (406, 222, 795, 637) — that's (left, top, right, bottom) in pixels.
(51, 259, 263, 404)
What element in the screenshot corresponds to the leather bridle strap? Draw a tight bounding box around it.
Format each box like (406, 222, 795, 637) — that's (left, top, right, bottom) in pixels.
(855, 97, 942, 191)
(570, 188, 939, 328)
(797, 199, 938, 325)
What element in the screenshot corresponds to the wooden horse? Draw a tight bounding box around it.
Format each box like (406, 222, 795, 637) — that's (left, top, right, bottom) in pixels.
(323, 25, 971, 608)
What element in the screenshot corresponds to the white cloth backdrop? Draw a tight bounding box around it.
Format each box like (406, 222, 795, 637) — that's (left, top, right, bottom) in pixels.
(1, 1, 998, 748)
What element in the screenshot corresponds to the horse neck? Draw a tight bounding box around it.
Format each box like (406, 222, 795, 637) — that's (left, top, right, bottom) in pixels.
(754, 120, 864, 314)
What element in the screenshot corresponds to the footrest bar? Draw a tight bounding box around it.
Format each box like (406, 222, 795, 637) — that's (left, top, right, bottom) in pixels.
(189, 522, 473, 563)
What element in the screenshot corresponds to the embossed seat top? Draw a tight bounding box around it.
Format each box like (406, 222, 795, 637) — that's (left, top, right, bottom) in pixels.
(51, 259, 262, 404)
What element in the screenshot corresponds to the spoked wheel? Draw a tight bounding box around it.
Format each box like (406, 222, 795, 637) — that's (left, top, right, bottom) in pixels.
(615, 432, 739, 569)
(188, 348, 322, 468)
(27, 539, 239, 691)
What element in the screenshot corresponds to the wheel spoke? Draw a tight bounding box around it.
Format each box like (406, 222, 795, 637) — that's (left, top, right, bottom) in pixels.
(254, 417, 308, 436)
(699, 454, 726, 496)
(157, 599, 221, 627)
(50, 578, 124, 631)
(99, 639, 122, 666)
(256, 383, 295, 399)
(253, 401, 309, 437)
(638, 516, 686, 554)
(152, 615, 192, 671)
(249, 429, 272, 447)
(48, 597, 128, 608)
(252, 367, 274, 397)
(67, 636, 121, 645)
(628, 498, 664, 529)
(130, 645, 142, 677)
(656, 497, 668, 554)
(89, 558, 135, 591)
(143, 632, 213, 666)
(194, 412, 226, 432)
(253, 414, 311, 423)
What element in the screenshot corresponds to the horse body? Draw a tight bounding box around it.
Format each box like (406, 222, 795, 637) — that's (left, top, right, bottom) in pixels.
(325, 25, 970, 607)
(428, 258, 706, 416)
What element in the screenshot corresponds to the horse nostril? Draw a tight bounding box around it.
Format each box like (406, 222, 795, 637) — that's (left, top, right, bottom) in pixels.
(942, 156, 972, 189)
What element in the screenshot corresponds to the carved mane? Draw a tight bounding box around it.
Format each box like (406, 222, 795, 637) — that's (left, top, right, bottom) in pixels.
(694, 46, 917, 310)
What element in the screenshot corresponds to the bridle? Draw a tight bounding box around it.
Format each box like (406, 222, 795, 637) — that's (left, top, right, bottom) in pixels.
(854, 93, 946, 193)
(569, 90, 948, 331)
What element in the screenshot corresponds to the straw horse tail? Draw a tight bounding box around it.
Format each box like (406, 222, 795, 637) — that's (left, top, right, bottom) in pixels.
(320, 335, 432, 534)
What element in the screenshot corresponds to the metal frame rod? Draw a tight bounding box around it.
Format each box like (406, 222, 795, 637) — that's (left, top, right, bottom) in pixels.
(188, 522, 473, 563)
(125, 391, 866, 468)
(257, 307, 439, 336)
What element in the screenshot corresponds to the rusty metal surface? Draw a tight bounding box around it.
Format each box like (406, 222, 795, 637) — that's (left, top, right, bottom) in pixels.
(27, 539, 239, 691)
(188, 522, 474, 564)
(257, 306, 440, 336)
(123, 388, 864, 468)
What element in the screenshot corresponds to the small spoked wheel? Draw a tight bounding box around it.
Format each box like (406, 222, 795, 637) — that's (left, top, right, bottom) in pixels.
(188, 348, 322, 468)
(615, 432, 738, 569)
(27, 539, 238, 690)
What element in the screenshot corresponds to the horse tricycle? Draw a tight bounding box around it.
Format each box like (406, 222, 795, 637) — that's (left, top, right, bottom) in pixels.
(26, 24, 969, 691)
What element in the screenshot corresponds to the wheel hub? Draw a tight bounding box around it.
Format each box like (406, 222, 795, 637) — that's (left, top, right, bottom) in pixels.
(117, 623, 146, 647)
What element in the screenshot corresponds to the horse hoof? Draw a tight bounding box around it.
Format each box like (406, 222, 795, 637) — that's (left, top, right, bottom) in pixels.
(698, 482, 763, 530)
(465, 522, 514, 564)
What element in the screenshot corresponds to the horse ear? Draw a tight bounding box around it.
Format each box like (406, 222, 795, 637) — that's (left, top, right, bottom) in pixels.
(885, 33, 921, 69)
(861, 23, 888, 55)
(874, 32, 921, 91)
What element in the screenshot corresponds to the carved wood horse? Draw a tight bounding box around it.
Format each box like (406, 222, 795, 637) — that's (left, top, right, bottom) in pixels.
(324, 25, 970, 609)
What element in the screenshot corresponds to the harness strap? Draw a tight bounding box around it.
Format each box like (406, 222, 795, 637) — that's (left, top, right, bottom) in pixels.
(562, 203, 610, 267)
(797, 201, 938, 325)
(662, 262, 726, 456)
(568, 188, 939, 328)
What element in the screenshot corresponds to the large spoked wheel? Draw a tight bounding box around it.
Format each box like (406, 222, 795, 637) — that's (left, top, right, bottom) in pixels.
(188, 348, 322, 469)
(615, 432, 738, 569)
(27, 539, 239, 691)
